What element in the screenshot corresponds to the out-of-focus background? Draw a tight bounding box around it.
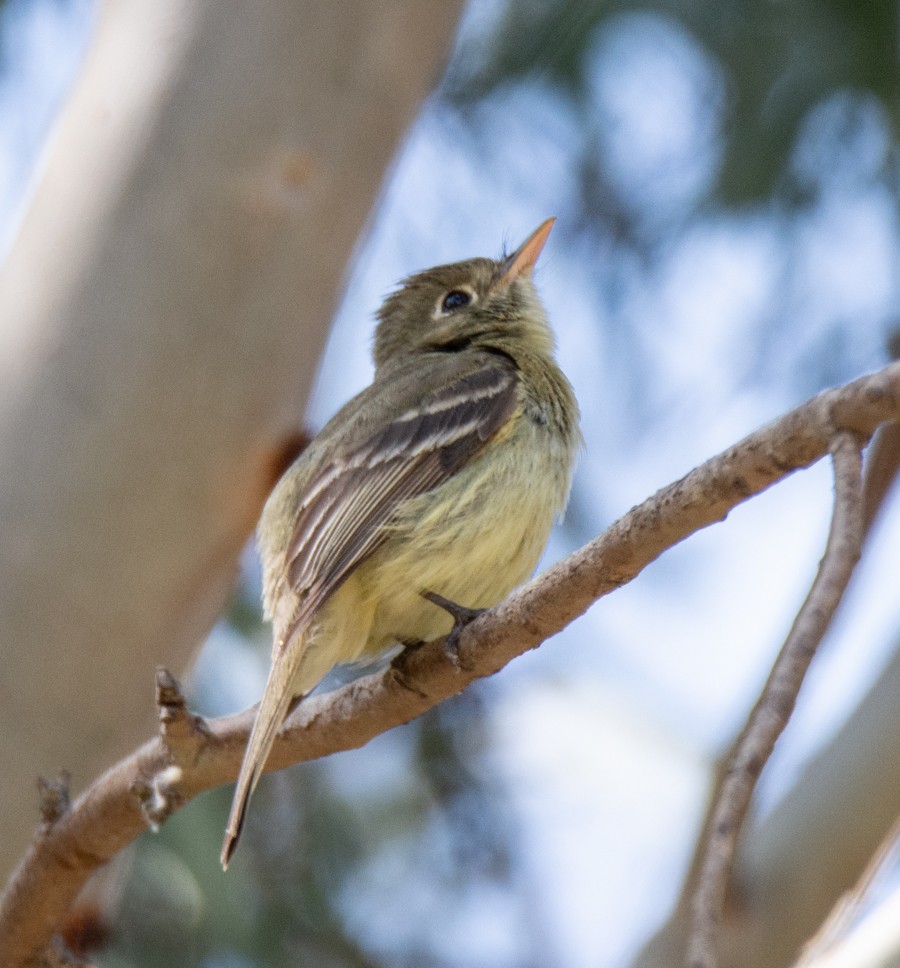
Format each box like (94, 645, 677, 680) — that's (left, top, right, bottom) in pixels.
(1, 1, 899, 966)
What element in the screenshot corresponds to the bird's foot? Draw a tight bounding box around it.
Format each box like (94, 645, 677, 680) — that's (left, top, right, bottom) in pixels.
(421, 591, 484, 670)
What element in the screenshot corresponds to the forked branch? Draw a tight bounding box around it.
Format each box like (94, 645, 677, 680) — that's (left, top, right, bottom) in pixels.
(686, 432, 865, 968)
(1, 362, 898, 968)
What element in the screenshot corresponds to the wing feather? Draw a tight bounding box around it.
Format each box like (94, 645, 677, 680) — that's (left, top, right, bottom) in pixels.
(275, 359, 519, 650)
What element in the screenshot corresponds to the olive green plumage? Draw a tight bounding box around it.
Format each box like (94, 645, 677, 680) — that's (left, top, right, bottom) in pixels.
(222, 220, 580, 868)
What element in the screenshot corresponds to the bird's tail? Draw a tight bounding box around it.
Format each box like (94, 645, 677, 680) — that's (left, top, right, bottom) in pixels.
(221, 652, 301, 870)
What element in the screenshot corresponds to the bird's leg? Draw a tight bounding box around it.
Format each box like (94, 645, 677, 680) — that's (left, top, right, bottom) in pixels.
(398, 637, 427, 655)
(421, 590, 484, 669)
(286, 693, 305, 717)
(390, 641, 430, 698)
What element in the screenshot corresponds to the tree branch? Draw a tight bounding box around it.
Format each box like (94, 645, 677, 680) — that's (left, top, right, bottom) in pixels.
(861, 421, 900, 538)
(1, 362, 898, 968)
(686, 432, 865, 968)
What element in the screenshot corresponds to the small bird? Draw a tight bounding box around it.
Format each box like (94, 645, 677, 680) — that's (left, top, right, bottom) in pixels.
(221, 219, 580, 868)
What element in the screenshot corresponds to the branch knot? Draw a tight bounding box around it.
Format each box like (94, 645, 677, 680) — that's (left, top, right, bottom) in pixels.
(37, 770, 71, 833)
(130, 764, 185, 833)
(155, 667, 210, 767)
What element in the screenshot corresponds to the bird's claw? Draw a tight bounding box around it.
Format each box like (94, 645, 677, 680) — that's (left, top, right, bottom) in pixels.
(421, 590, 484, 669)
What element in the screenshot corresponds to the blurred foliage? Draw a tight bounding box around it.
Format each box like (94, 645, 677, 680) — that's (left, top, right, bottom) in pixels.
(448, 0, 899, 204)
(223, 583, 269, 640)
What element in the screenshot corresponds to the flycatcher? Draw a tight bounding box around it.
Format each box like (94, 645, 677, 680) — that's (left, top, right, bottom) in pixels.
(222, 219, 580, 868)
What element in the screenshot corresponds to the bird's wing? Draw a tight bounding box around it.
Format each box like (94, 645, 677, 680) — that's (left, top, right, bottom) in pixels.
(276, 356, 519, 652)
(223, 358, 519, 869)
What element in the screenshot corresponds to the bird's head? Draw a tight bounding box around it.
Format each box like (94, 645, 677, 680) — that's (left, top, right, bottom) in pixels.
(373, 219, 556, 371)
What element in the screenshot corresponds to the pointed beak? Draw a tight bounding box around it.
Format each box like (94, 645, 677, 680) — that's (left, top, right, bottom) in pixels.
(497, 217, 555, 287)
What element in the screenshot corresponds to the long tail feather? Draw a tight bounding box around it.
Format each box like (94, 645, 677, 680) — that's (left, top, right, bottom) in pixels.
(221, 656, 301, 869)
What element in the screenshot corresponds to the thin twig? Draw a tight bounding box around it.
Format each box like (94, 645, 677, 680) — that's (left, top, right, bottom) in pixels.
(0, 363, 897, 968)
(686, 432, 865, 968)
(861, 335, 900, 537)
(861, 421, 900, 538)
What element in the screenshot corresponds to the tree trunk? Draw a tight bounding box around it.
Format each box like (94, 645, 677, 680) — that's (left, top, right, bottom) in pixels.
(0, 0, 463, 882)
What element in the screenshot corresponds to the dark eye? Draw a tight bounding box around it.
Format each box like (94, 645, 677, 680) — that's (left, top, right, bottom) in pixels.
(441, 289, 471, 313)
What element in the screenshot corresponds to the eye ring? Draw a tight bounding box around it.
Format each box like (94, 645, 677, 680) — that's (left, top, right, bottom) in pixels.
(440, 289, 473, 314)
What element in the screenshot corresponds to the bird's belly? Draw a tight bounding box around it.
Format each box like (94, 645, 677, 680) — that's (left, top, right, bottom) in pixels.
(358, 426, 572, 652)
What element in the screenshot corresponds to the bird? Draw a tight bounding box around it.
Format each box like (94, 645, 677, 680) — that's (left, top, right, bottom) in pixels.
(221, 218, 580, 868)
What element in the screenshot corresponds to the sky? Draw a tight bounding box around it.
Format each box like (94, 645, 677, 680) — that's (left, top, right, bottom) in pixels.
(2, 1, 900, 966)
(0, 0, 94, 253)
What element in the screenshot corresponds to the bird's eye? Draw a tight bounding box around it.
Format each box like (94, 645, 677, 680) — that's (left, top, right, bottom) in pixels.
(441, 289, 472, 313)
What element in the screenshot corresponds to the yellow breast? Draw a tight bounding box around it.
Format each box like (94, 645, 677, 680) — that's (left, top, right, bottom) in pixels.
(356, 412, 575, 652)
